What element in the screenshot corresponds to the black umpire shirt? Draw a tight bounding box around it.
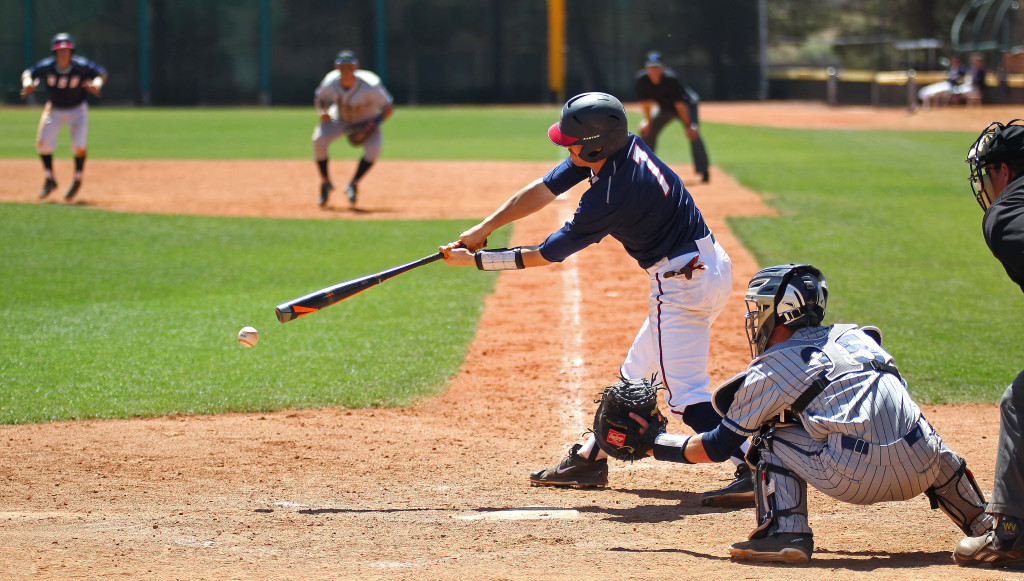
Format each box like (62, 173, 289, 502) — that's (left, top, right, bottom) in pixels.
(635, 68, 692, 114)
(983, 174, 1024, 293)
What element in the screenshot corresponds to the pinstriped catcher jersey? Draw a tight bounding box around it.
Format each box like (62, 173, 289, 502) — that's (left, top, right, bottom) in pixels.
(722, 324, 923, 446)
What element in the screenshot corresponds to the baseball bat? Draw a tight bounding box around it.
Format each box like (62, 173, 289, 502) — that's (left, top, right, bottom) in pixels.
(275, 251, 444, 323)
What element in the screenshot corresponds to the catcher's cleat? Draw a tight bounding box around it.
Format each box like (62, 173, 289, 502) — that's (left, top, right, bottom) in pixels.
(319, 181, 333, 207)
(955, 514, 1024, 568)
(39, 178, 58, 199)
(345, 183, 357, 205)
(529, 444, 608, 488)
(729, 533, 814, 565)
(700, 463, 755, 508)
(63, 180, 81, 201)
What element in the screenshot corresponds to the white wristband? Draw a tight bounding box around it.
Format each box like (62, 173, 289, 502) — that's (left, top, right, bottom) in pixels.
(475, 248, 524, 271)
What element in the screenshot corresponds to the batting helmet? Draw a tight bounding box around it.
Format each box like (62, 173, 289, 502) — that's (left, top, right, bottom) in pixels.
(548, 92, 629, 162)
(334, 50, 358, 67)
(744, 264, 828, 357)
(966, 119, 1024, 210)
(51, 33, 75, 52)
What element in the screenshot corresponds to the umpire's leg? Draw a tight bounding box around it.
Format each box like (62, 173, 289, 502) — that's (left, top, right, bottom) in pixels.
(686, 101, 710, 181)
(989, 370, 1024, 521)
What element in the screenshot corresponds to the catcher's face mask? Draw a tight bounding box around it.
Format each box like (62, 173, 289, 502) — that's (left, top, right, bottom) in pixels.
(967, 119, 1024, 210)
(744, 264, 827, 358)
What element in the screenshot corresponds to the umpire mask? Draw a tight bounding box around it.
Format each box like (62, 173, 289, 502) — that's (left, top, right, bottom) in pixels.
(967, 119, 1024, 210)
(744, 264, 828, 357)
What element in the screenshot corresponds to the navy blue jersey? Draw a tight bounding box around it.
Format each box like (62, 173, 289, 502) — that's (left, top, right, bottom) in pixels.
(539, 134, 710, 269)
(983, 175, 1024, 293)
(28, 55, 107, 109)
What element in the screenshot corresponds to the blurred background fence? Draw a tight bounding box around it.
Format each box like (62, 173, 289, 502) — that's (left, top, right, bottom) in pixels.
(0, 0, 761, 106)
(1, 0, 1021, 107)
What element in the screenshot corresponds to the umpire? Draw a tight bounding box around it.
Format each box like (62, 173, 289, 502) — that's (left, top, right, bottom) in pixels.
(635, 51, 710, 183)
(955, 120, 1024, 568)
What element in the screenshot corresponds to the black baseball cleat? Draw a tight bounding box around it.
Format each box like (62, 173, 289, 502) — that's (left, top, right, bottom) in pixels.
(529, 444, 608, 488)
(319, 181, 333, 207)
(955, 514, 1024, 568)
(345, 183, 358, 205)
(63, 180, 82, 201)
(700, 463, 755, 507)
(729, 533, 814, 565)
(39, 178, 57, 199)
(701, 171, 710, 183)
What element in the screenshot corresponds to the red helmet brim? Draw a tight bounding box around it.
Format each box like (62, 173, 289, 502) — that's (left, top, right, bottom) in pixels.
(548, 122, 578, 146)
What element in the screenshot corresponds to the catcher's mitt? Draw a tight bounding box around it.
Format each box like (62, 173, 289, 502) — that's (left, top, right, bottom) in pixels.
(593, 376, 667, 461)
(347, 120, 378, 145)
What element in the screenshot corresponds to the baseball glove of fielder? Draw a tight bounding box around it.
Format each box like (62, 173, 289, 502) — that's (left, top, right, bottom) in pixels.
(347, 120, 378, 146)
(593, 376, 667, 461)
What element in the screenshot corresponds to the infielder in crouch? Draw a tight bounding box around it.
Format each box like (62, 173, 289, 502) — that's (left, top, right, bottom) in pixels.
(439, 92, 751, 503)
(20, 33, 108, 201)
(312, 50, 393, 208)
(623, 264, 991, 564)
(954, 119, 1024, 568)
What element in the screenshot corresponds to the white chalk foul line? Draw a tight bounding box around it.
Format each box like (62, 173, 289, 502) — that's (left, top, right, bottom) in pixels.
(556, 198, 588, 435)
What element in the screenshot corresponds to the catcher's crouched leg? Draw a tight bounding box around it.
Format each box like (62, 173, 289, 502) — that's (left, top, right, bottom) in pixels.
(529, 443, 608, 488)
(925, 452, 991, 536)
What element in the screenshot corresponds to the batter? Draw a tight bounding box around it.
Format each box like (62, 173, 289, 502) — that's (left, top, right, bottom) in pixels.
(439, 92, 749, 501)
(20, 33, 108, 201)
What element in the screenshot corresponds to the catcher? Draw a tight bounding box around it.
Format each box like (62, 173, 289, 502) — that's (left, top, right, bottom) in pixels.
(601, 264, 992, 565)
(312, 50, 393, 208)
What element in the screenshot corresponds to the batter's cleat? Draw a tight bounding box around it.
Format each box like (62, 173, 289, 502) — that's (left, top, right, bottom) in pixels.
(39, 178, 58, 199)
(700, 463, 755, 508)
(63, 180, 82, 201)
(529, 444, 608, 488)
(955, 514, 1024, 568)
(345, 183, 358, 205)
(319, 181, 333, 207)
(729, 533, 814, 565)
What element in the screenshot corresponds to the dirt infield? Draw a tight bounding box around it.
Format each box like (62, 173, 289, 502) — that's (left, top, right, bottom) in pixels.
(0, 104, 1015, 580)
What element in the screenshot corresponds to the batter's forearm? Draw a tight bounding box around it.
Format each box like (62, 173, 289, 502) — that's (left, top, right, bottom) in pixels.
(480, 179, 556, 234)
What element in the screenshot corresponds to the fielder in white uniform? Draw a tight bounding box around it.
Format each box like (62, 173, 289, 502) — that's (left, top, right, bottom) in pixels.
(632, 264, 992, 564)
(312, 50, 393, 208)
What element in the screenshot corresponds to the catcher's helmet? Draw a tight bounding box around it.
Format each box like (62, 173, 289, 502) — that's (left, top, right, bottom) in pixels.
(744, 264, 828, 357)
(51, 33, 75, 52)
(334, 50, 358, 67)
(548, 92, 629, 162)
(966, 119, 1024, 210)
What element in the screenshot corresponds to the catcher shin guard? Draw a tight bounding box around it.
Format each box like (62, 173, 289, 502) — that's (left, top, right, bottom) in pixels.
(750, 460, 809, 540)
(925, 454, 991, 536)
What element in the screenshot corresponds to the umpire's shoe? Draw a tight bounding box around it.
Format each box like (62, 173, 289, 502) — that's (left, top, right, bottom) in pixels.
(729, 533, 814, 565)
(529, 444, 608, 488)
(700, 463, 755, 508)
(319, 181, 333, 207)
(955, 514, 1024, 568)
(39, 178, 57, 199)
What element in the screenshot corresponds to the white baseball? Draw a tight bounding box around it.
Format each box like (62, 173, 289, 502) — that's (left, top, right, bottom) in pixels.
(238, 326, 259, 347)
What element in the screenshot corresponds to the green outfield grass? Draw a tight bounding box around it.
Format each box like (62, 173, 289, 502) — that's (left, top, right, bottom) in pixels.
(0, 105, 1016, 423)
(710, 125, 1023, 403)
(0, 105, 563, 161)
(0, 203, 509, 423)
